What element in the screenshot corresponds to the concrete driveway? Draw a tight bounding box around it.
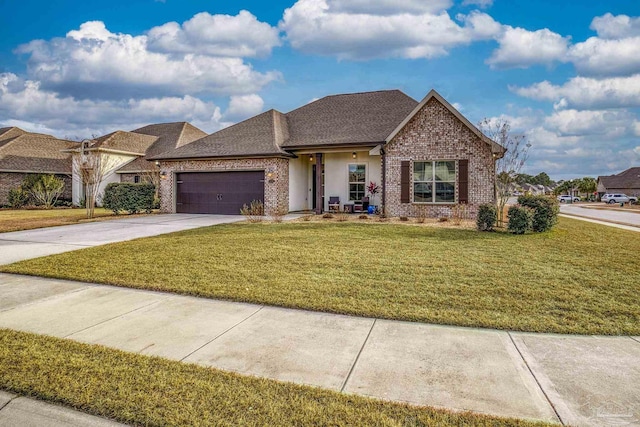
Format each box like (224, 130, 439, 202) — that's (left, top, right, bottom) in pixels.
(0, 214, 246, 265)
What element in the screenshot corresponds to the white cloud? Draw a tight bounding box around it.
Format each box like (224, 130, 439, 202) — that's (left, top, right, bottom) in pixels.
(462, 0, 493, 8)
(147, 11, 281, 58)
(590, 13, 640, 39)
(511, 74, 640, 109)
(487, 26, 570, 69)
(568, 35, 640, 76)
(223, 94, 265, 121)
(0, 72, 224, 136)
(16, 20, 281, 99)
(327, 0, 452, 16)
(280, 0, 498, 60)
(544, 109, 635, 137)
(633, 122, 640, 137)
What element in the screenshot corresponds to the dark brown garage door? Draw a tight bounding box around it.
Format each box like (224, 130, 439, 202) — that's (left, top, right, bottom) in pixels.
(176, 171, 264, 214)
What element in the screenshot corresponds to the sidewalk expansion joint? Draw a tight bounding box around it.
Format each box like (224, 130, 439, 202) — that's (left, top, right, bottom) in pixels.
(340, 318, 376, 393)
(179, 305, 265, 362)
(0, 394, 19, 412)
(507, 332, 565, 426)
(63, 299, 165, 339)
(0, 285, 96, 314)
(0, 238, 94, 247)
(629, 336, 640, 345)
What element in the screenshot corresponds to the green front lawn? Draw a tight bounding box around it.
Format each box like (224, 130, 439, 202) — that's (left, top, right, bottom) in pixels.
(3, 218, 638, 335)
(0, 208, 117, 233)
(0, 329, 554, 427)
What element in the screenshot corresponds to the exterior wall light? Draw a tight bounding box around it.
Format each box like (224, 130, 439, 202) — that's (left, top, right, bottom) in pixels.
(352, 152, 357, 159)
(309, 154, 313, 161)
(160, 171, 168, 180)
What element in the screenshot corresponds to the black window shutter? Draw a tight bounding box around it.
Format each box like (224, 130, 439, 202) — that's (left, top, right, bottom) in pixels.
(400, 161, 410, 203)
(458, 159, 469, 203)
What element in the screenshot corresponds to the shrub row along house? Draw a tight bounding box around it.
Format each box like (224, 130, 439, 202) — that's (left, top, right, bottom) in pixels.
(1, 89, 504, 217)
(152, 89, 504, 217)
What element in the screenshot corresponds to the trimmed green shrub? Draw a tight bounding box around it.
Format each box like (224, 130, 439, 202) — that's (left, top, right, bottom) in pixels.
(8, 187, 29, 208)
(476, 203, 497, 231)
(507, 205, 533, 234)
(517, 195, 559, 232)
(103, 183, 155, 214)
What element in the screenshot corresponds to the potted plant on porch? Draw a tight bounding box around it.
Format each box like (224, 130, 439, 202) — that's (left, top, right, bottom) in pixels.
(367, 181, 380, 214)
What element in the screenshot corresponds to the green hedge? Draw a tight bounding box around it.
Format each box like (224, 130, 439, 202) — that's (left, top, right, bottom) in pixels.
(507, 205, 534, 234)
(103, 183, 155, 214)
(517, 195, 559, 232)
(476, 204, 497, 231)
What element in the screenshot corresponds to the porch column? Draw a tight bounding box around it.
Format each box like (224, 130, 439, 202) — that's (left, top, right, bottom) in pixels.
(314, 153, 323, 214)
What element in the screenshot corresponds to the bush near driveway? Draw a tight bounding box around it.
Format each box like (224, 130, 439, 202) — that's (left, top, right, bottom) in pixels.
(507, 205, 534, 234)
(102, 183, 155, 214)
(4, 218, 639, 335)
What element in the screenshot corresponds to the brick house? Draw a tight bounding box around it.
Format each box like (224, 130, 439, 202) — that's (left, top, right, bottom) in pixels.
(0, 127, 79, 205)
(597, 167, 640, 198)
(151, 89, 504, 217)
(68, 122, 206, 205)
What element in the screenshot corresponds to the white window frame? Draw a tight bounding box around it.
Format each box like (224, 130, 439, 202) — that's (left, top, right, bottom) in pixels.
(348, 163, 367, 201)
(412, 160, 457, 204)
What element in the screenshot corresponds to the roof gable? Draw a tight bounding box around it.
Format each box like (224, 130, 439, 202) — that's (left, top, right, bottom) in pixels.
(385, 89, 505, 155)
(89, 131, 158, 155)
(131, 122, 207, 158)
(150, 110, 292, 160)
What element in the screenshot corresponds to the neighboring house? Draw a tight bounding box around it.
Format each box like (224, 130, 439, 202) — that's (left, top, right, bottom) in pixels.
(152, 89, 504, 217)
(69, 122, 206, 205)
(597, 167, 640, 197)
(0, 127, 79, 205)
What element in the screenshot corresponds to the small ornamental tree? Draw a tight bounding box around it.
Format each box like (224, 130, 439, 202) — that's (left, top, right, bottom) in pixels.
(478, 118, 531, 227)
(29, 174, 65, 208)
(367, 181, 380, 206)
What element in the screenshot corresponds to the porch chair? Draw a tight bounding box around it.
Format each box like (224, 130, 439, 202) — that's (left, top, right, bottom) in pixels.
(328, 196, 340, 213)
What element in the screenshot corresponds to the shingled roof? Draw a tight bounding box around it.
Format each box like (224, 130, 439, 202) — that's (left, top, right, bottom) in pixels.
(88, 131, 158, 155)
(283, 90, 418, 148)
(117, 122, 208, 172)
(0, 128, 79, 174)
(149, 110, 293, 160)
(598, 167, 640, 190)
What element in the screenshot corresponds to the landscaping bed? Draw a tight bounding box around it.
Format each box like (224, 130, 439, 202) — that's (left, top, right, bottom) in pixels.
(3, 217, 639, 335)
(0, 329, 554, 427)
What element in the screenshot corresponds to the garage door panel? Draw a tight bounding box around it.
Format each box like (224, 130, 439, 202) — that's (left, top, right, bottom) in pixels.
(176, 171, 264, 214)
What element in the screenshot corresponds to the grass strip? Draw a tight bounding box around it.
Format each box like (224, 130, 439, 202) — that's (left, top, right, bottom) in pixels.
(3, 217, 639, 335)
(0, 208, 116, 233)
(0, 329, 553, 427)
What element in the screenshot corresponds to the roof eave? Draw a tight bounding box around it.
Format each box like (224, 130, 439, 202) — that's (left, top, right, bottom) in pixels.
(152, 152, 295, 161)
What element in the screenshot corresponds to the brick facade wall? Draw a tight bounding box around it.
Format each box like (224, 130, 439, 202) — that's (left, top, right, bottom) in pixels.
(0, 172, 72, 206)
(158, 158, 289, 215)
(384, 97, 496, 218)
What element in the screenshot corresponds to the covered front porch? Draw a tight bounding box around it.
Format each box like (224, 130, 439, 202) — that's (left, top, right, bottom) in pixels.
(288, 147, 383, 214)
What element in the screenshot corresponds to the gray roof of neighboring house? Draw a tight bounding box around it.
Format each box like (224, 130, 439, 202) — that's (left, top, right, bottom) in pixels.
(598, 167, 640, 189)
(89, 131, 159, 155)
(152, 90, 419, 160)
(149, 110, 293, 160)
(282, 90, 418, 148)
(117, 122, 207, 172)
(0, 127, 79, 174)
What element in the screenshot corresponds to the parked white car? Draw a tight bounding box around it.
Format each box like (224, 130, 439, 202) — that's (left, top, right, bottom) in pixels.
(557, 195, 580, 203)
(601, 193, 637, 204)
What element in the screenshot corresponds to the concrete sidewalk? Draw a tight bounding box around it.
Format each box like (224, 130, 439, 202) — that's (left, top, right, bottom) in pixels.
(1, 274, 639, 426)
(0, 214, 255, 265)
(0, 391, 126, 427)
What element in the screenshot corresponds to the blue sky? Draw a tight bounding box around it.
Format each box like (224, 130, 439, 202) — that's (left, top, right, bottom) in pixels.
(1, 0, 639, 180)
